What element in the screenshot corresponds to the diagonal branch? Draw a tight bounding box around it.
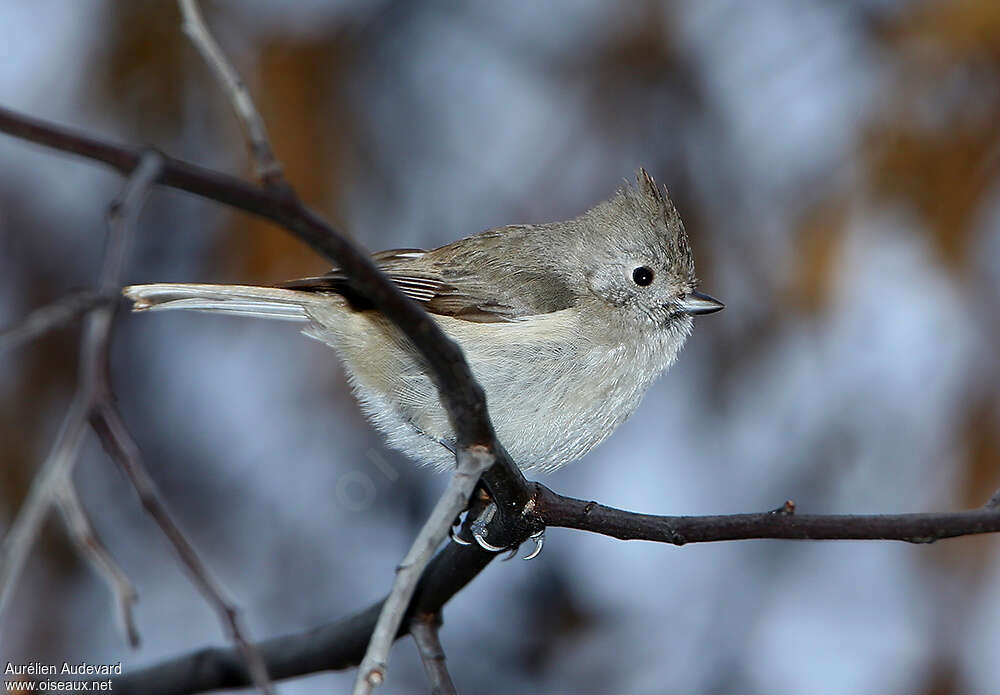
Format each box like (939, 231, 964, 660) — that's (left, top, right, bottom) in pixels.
(0, 105, 530, 503)
(169, 7, 527, 688)
(0, 94, 534, 694)
(90, 399, 274, 695)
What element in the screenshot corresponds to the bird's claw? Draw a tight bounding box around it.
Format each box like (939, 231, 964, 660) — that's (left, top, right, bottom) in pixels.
(451, 502, 501, 549)
(467, 500, 503, 551)
(449, 521, 471, 546)
(451, 502, 545, 559)
(522, 529, 544, 560)
(473, 529, 505, 552)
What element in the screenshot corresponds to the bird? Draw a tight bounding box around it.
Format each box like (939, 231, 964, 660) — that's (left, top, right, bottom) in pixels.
(124, 169, 723, 478)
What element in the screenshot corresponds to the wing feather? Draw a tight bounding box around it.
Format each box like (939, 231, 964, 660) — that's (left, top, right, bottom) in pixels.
(282, 234, 574, 323)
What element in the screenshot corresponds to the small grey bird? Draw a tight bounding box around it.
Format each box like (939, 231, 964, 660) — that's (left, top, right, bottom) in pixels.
(124, 169, 722, 473)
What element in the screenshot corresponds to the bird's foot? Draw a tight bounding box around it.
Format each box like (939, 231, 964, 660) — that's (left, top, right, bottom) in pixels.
(452, 503, 545, 560)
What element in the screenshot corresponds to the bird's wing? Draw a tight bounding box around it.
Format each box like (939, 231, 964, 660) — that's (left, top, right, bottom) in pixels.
(281, 236, 575, 323)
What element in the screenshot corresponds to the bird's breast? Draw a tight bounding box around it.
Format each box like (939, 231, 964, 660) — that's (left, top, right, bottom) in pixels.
(446, 309, 680, 472)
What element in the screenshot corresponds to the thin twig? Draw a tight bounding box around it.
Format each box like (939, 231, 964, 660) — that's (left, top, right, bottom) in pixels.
(353, 447, 494, 694)
(90, 400, 274, 695)
(0, 291, 107, 353)
(178, 0, 286, 187)
(0, 397, 90, 619)
(410, 614, 457, 695)
(0, 152, 162, 622)
(54, 481, 140, 647)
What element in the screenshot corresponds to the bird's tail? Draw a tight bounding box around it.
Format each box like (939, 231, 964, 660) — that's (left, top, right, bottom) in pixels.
(122, 283, 325, 321)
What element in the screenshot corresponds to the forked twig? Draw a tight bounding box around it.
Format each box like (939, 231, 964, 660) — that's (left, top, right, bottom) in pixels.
(353, 448, 494, 694)
(55, 481, 140, 647)
(178, 0, 286, 188)
(0, 396, 91, 619)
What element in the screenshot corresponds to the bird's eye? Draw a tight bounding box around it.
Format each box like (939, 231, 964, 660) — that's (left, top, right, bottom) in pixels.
(632, 266, 654, 286)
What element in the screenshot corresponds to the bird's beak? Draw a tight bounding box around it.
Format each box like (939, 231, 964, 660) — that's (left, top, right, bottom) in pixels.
(676, 291, 724, 315)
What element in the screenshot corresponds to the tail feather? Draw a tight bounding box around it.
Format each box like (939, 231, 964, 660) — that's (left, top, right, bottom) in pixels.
(123, 283, 321, 322)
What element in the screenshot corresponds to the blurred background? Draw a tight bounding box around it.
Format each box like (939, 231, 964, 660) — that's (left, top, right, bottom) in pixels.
(2, 1, 1000, 693)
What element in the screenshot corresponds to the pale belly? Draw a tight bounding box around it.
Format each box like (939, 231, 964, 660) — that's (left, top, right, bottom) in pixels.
(304, 303, 683, 472)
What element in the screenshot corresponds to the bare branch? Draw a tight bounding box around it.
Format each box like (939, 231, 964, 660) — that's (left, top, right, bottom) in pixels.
(178, 0, 285, 187)
(90, 400, 273, 695)
(0, 152, 162, 622)
(533, 484, 1000, 544)
(410, 614, 457, 695)
(0, 291, 107, 353)
(353, 447, 493, 694)
(113, 542, 496, 695)
(54, 481, 140, 647)
(114, 482, 1000, 694)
